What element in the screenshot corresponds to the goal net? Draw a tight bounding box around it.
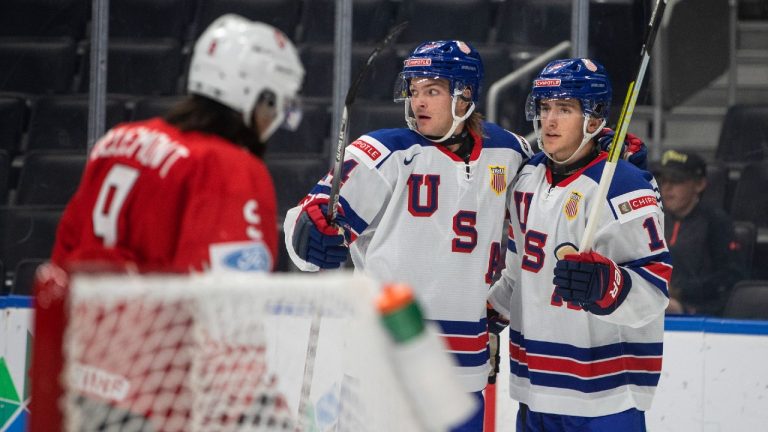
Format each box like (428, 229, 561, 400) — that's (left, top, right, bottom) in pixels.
(30, 269, 474, 432)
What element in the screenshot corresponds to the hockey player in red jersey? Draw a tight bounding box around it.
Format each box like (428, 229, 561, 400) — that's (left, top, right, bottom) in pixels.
(488, 59, 671, 431)
(51, 14, 304, 273)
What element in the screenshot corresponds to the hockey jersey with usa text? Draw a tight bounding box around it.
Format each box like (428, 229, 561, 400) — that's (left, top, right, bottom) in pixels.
(285, 122, 533, 391)
(53, 118, 278, 273)
(488, 151, 672, 416)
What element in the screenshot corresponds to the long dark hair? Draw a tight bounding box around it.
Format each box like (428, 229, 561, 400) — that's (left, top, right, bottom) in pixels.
(164, 95, 265, 157)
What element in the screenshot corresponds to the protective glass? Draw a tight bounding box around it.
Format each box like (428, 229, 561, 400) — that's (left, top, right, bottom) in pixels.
(525, 94, 586, 121)
(393, 73, 468, 102)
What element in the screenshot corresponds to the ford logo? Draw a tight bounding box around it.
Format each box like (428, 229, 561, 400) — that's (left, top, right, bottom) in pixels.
(223, 245, 270, 271)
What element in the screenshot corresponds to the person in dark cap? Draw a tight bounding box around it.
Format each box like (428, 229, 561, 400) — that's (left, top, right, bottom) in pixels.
(656, 149, 744, 315)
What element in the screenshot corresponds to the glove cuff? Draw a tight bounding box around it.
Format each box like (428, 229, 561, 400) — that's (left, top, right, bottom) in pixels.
(586, 267, 632, 315)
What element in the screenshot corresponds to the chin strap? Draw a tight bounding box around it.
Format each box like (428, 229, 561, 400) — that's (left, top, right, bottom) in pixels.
(405, 92, 475, 143)
(534, 116, 606, 166)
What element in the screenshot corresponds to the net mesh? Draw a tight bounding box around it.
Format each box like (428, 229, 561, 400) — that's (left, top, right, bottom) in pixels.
(56, 272, 423, 432)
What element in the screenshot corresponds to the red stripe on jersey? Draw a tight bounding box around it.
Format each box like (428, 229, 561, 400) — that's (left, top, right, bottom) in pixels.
(527, 355, 662, 377)
(442, 332, 488, 352)
(509, 341, 661, 377)
(642, 262, 672, 284)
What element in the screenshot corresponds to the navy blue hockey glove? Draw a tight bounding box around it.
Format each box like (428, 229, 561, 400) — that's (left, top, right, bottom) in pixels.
(486, 303, 509, 384)
(553, 251, 632, 315)
(292, 197, 351, 269)
(487, 302, 509, 335)
(597, 127, 647, 171)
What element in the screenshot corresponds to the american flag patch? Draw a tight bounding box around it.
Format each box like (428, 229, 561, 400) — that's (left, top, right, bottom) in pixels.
(489, 166, 507, 195)
(564, 191, 583, 220)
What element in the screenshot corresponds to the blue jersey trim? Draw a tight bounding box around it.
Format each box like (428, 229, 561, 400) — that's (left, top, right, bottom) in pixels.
(665, 316, 768, 335)
(509, 329, 663, 360)
(509, 366, 661, 393)
(0, 295, 33, 309)
(307, 184, 369, 234)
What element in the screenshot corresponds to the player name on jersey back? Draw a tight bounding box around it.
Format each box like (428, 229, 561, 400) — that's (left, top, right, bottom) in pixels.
(90, 126, 190, 178)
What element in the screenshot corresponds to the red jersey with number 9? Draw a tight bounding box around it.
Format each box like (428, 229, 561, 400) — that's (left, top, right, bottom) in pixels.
(52, 118, 278, 273)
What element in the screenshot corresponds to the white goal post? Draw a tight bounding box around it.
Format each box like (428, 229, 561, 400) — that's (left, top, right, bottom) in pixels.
(30, 267, 474, 432)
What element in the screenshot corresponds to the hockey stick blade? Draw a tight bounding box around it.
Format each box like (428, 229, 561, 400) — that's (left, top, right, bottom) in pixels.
(326, 21, 408, 221)
(580, 0, 667, 252)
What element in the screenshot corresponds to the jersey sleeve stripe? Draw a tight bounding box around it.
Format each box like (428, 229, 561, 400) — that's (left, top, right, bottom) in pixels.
(622, 252, 673, 295)
(310, 184, 369, 235)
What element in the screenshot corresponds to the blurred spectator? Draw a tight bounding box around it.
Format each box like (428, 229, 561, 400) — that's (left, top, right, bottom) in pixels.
(656, 149, 744, 315)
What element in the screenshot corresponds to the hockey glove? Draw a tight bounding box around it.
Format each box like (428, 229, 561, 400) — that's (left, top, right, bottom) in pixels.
(553, 251, 632, 315)
(488, 332, 500, 384)
(487, 302, 509, 335)
(596, 127, 647, 171)
(292, 197, 351, 269)
(486, 303, 508, 384)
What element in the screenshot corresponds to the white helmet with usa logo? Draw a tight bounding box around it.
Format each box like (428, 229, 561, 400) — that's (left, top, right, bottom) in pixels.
(188, 14, 305, 141)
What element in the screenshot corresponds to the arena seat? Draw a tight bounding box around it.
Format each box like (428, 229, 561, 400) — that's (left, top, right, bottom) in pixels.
(15, 152, 86, 206)
(722, 280, 768, 320)
(299, 0, 397, 44)
(26, 95, 126, 152)
(0, 96, 26, 157)
(0, 38, 77, 93)
(394, 0, 494, 44)
(194, 0, 302, 40)
(0, 205, 62, 273)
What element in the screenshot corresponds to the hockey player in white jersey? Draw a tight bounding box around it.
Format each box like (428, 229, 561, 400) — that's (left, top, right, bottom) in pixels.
(284, 40, 533, 431)
(488, 58, 671, 431)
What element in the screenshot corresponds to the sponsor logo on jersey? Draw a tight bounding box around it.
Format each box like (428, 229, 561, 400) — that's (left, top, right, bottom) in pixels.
(404, 153, 420, 165)
(564, 191, 583, 220)
(618, 195, 658, 214)
(611, 189, 660, 224)
(351, 139, 382, 161)
(404, 58, 432, 67)
(489, 166, 507, 195)
(222, 245, 271, 271)
(210, 242, 271, 272)
(534, 79, 561, 87)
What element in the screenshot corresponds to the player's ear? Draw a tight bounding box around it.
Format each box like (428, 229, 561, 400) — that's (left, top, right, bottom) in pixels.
(586, 116, 602, 134)
(457, 88, 472, 114)
(253, 90, 277, 137)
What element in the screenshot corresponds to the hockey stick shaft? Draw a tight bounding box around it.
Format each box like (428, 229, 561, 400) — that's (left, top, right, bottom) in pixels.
(326, 21, 408, 221)
(579, 0, 667, 252)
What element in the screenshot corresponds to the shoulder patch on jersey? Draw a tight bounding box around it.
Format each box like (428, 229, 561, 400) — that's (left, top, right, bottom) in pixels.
(563, 191, 583, 220)
(489, 165, 507, 195)
(610, 189, 660, 224)
(347, 136, 392, 169)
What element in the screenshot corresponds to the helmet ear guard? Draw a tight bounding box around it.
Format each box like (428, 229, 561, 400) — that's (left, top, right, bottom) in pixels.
(187, 14, 305, 142)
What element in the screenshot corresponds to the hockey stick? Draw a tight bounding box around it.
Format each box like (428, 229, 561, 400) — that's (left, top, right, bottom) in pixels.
(579, 0, 667, 252)
(326, 21, 408, 221)
(297, 22, 408, 427)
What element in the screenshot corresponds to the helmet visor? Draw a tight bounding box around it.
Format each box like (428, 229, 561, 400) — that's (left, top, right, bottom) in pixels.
(280, 95, 303, 132)
(393, 73, 468, 102)
(526, 93, 594, 121)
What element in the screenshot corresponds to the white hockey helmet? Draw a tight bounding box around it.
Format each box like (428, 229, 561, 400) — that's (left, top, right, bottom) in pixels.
(188, 14, 305, 141)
